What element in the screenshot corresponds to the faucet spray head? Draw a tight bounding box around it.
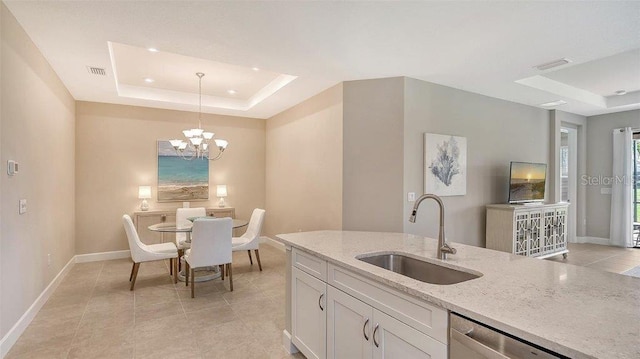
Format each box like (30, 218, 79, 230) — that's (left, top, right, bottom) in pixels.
(409, 210, 417, 223)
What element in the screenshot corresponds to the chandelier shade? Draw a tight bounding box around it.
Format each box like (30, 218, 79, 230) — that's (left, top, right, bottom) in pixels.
(170, 72, 228, 161)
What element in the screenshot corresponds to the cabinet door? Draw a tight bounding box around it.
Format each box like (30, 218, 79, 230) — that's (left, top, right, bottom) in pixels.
(542, 209, 557, 255)
(513, 212, 530, 255)
(554, 208, 567, 250)
(372, 309, 447, 359)
(292, 267, 327, 359)
(327, 286, 373, 359)
(528, 210, 543, 257)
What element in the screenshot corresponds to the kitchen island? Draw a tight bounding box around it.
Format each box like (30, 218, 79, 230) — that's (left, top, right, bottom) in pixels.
(276, 230, 640, 359)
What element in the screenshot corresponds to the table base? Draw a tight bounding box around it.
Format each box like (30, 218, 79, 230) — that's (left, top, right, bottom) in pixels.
(178, 257, 222, 283)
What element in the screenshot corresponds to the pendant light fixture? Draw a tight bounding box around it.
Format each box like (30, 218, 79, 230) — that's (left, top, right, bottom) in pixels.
(169, 72, 228, 160)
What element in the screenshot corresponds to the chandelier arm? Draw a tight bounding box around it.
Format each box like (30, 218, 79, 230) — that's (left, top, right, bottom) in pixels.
(206, 147, 225, 161)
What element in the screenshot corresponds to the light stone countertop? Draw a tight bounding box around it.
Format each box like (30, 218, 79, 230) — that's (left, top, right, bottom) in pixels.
(276, 230, 640, 359)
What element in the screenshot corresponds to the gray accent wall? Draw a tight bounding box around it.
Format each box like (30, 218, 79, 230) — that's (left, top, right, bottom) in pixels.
(403, 78, 550, 247)
(342, 78, 405, 232)
(586, 109, 640, 239)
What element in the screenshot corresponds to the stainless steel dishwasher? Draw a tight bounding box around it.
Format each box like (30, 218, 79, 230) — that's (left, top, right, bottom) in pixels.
(449, 313, 567, 359)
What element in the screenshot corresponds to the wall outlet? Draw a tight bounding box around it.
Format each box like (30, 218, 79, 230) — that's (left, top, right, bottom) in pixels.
(19, 199, 27, 214)
(47, 254, 52, 267)
(407, 192, 416, 202)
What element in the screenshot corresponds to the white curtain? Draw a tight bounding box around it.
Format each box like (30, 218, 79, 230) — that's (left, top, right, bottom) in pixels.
(610, 127, 634, 247)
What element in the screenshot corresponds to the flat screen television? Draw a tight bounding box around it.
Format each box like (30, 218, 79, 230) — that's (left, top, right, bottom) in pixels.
(508, 162, 547, 204)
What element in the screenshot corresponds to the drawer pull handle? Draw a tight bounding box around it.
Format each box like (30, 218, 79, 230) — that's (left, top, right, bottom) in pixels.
(373, 323, 379, 347)
(363, 318, 370, 341)
(318, 293, 324, 311)
(161, 215, 167, 222)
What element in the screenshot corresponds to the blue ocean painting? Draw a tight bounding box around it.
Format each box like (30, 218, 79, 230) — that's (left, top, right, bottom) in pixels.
(157, 140, 209, 201)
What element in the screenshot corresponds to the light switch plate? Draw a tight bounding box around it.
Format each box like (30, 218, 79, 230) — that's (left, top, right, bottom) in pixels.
(408, 192, 416, 202)
(19, 199, 27, 214)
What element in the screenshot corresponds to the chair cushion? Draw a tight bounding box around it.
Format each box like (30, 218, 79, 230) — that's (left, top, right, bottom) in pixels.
(148, 242, 178, 254)
(232, 237, 250, 247)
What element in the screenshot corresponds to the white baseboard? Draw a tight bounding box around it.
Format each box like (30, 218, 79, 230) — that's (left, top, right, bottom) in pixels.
(0, 256, 75, 358)
(282, 329, 299, 354)
(261, 236, 285, 252)
(575, 236, 610, 245)
(75, 249, 130, 263)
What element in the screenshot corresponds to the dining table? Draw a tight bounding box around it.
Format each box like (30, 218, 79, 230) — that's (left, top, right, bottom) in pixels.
(148, 218, 249, 282)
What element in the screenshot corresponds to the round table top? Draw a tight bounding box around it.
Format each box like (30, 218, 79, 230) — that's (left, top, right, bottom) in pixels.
(148, 219, 248, 232)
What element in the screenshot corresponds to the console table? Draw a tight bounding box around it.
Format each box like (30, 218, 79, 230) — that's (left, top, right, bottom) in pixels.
(486, 203, 569, 259)
(133, 207, 235, 245)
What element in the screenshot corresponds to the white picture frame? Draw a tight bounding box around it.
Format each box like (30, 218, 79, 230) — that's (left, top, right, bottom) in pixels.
(424, 133, 467, 196)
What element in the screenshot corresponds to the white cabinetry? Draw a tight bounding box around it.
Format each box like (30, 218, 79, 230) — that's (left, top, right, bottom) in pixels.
(327, 286, 446, 359)
(290, 248, 448, 359)
(486, 203, 569, 259)
(292, 267, 326, 359)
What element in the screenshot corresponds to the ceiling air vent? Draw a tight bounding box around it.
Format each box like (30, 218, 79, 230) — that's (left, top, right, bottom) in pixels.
(86, 66, 106, 76)
(533, 58, 571, 71)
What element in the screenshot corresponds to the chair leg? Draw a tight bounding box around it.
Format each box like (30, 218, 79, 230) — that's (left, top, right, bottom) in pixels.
(185, 262, 190, 287)
(130, 263, 140, 291)
(173, 257, 178, 284)
(178, 249, 183, 271)
(190, 268, 195, 298)
(129, 263, 136, 281)
(255, 249, 263, 271)
(228, 263, 233, 292)
(219, 264, 224, 280)
(169, 258, 173, 276)
(247, 250, 253, 265)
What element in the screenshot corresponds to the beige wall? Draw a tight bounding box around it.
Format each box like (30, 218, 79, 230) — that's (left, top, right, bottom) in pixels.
(265, 84, 343, 237)
(1, 2, 76, 339)
(75, 102, 265, 254)
(342, 78, 405, 232)
(403, 78, 550, 247)
(585, 109, 640, 239)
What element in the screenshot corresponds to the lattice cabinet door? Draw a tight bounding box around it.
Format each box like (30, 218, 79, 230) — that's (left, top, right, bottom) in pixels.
(528, 211, 543, 257)
(514, 212, 530, 256)
(542, 209, 557, 255)
(554, 208, 568, 250)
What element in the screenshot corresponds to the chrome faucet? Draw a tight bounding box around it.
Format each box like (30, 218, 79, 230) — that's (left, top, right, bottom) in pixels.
(409, 194, 457, 260)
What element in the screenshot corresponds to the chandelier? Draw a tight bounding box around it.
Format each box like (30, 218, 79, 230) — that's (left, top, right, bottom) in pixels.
(169, 72, 228, 160)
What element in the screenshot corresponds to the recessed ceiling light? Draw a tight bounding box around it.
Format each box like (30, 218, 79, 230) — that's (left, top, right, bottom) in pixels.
(144, 78, 154, 83)
(252, 67, 260, 72)
(227, 89, 237, 95)
(540, 100, 567, 107)
(615, 90, 627, 96)
(534, 58, 572, 71)
(147, 48, 158, 53)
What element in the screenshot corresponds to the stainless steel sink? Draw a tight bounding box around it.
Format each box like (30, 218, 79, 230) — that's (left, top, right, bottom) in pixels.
(358, 254, 481, 285)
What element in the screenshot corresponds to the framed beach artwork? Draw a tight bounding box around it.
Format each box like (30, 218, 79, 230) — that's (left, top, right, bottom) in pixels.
(157, 140, 209, 201)
(424, 133, 467, 196)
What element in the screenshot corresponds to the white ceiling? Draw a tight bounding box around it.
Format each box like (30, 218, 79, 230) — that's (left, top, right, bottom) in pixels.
(4, 1, 640, 118)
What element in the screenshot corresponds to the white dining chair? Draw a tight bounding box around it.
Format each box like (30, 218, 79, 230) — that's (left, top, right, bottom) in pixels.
(176, 207, 206, 270)
(232, 208, 266, 271)
(122, 214, 178, 290)
(184, 217, 233, 297)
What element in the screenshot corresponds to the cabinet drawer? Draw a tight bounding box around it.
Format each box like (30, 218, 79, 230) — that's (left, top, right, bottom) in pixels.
(293, 248, 327, 281)
(328, 263, 448, 344)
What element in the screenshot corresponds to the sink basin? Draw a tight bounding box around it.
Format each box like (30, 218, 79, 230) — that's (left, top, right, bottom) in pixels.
(358, 254, 481, 285)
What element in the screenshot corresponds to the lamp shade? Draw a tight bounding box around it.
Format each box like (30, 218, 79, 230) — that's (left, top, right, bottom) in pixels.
(216, 185, 228, 197)
(138, 186, 152, 199)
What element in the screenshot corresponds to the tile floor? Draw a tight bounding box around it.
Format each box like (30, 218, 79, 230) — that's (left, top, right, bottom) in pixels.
(6, 244, 304, 359)
(546, 242, 640, 274)
(7, 242, 640, 359)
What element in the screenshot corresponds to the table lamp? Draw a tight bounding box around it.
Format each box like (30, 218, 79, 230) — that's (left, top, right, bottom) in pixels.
(216, 185, 227, 207)
(138, 186, 151, 211)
